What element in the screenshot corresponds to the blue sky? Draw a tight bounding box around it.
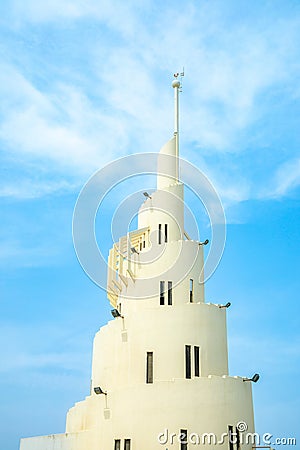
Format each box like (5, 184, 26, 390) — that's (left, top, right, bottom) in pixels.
(0, 0, 300, 449)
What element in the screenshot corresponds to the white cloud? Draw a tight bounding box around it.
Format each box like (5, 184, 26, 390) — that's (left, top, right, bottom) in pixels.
(0, 66, 131, 177)
(0, 2, 299, 202)
(268, 158, 300, 198)
(11, 0, 85, 22)
(9, 0, 145, 38)
(0, 179, 78, 199)
(91, 5, 300, 158)
(0, 239, 63, 267)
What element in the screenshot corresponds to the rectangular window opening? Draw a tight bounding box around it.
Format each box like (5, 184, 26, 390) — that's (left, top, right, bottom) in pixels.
(160, 281, 165, 305)
(146, 352, 153, 384)
(114, 439, 121, 450)
(236, 428, 240, 450)
(185, 345, 191, 379)
(228, 426, 234, 450)
(180, 429, 188, 450)
(194, 346, 200, 377)
(158, 224, 162, 244)
(165, 223, 168, 242)
(124, 439, 131, 450)
(168, 281, 172, 305)
(189, 279, 194, 303)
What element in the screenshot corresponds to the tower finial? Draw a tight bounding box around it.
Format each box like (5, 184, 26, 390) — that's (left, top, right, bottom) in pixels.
(172, 70, 184, 182)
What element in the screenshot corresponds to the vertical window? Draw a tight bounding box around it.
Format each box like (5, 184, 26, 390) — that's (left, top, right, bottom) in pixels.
(189, 279, 194, 303)
(168, 281, 173, 305)
(228, 426, 234, 450)
(146, 352, 153, 383)
(180, 429, 188, 450)
(158, 224, 162, 244)
(236, 428, 240, 450)
(185, 345, 191, 379)
(194, 346, 200, 377)
(160, 281, 165, 305)
(114, 440, 121, 450)
(164, 224, 168, 242)
(124, 439, 131, 450)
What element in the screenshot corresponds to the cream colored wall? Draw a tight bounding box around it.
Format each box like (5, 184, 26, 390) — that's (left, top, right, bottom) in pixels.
(20, 134, 257, 450)
(65, 376, 255, 450)
(91, 301, 229, 392)
(20, 430, 95, 450)
(138, 183, 184, 243)
(121, 239, 205, 304)
(156, 137, 178, 190)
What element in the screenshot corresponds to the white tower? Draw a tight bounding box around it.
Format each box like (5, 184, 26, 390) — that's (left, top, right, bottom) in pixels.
(20, 76, 257, 450)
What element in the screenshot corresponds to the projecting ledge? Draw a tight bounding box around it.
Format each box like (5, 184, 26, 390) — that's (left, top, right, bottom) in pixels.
(20, 431, 91, 450)
(153, 375, 243, 384)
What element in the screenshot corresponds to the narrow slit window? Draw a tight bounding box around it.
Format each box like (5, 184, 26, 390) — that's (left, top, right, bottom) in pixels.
(180, 429, 188, 450)
(158, 224, 162, 244)
(146, 352, 153, 383)
(160, 281, 165, 305)
(124, 439, 131, 450)
(114, 440, 121, 450)
(140, 242, 142, 251)
(168, 281, 173, 305)
(228, 426, 234, 450)
(194, 346, 200, 377)
(165, 223, 168, 242)
(189, 279, 194, 303)
(236, 428, 240, 450)
(185, 345, 191, 379)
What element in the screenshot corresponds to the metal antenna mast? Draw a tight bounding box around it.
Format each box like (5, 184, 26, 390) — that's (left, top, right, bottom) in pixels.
(172, 69, 184, 182)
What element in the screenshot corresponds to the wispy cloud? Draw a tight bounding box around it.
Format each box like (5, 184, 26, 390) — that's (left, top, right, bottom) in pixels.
(0, 178, 79, 199)
(8, 0, 143, 36)
(0, 239, 63, 267)
(267, 158, 300, 198)
(0, 0, 299, 205)
(0, 66, 130, 173)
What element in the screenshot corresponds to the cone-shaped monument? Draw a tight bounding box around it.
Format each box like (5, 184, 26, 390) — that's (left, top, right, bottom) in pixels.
(20, 75, 257, 450)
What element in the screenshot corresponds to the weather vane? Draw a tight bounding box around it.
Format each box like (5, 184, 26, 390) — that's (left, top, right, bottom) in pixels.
(173, 68, 184, 91)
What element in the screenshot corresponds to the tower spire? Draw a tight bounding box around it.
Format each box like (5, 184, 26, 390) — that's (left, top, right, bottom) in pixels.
(172, 71, 184, 182)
